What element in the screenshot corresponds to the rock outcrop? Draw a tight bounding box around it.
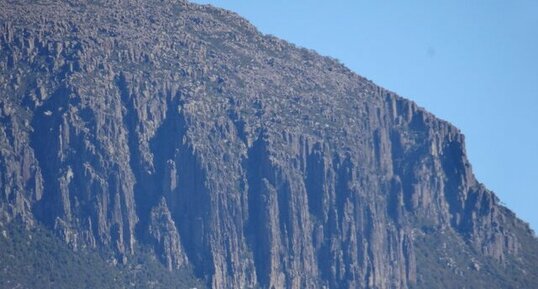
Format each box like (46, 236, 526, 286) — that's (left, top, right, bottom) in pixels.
(0, 1, 536, 288)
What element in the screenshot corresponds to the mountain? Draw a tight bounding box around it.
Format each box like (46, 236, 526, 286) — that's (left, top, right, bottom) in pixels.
(1, 0, 537, 288)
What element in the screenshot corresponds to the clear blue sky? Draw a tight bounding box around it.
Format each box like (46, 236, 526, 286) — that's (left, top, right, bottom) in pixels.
(192, 0, 538, 231)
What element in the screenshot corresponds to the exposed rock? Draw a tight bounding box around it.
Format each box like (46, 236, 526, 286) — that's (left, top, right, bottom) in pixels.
(149, 197, 189, 270)
(0, 1, 536, 289)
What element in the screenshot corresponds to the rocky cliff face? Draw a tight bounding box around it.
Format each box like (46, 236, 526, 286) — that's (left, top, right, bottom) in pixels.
(0, 1, 536, 289)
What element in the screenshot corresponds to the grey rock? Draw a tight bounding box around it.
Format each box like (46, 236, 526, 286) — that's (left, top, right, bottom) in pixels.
(0, 1, 536, 288)
(149, 197, 189, 270)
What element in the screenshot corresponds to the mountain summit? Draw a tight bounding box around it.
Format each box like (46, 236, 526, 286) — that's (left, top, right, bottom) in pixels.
(1, 1, 537, 288)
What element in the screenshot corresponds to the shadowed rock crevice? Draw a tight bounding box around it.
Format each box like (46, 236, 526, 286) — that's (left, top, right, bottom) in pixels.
(244, 134, 284, 288)
(30, 85, 71, 227)
(172, 139, 215, 279)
